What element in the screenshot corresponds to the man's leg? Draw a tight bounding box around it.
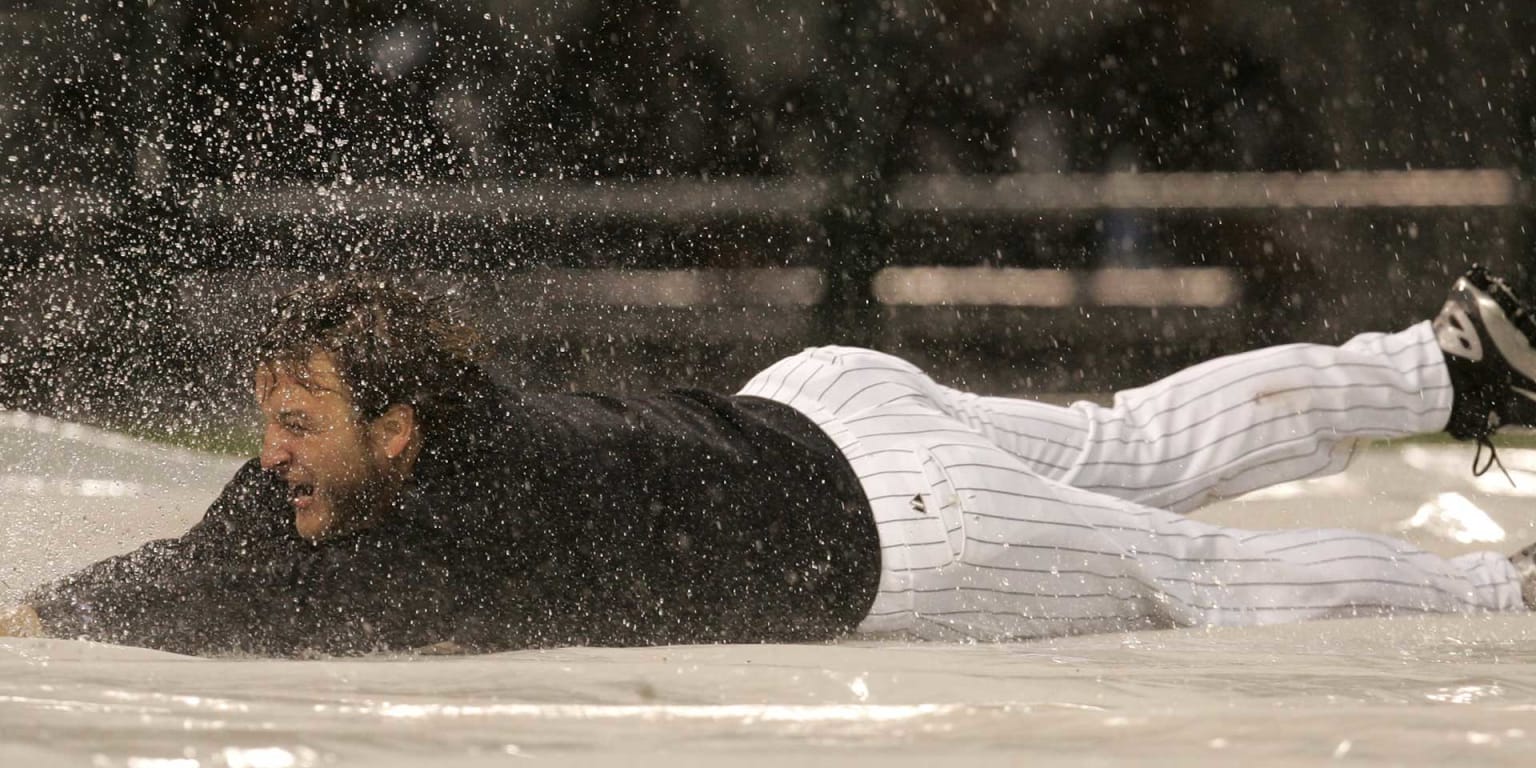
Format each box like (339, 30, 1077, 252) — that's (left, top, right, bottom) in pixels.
(861, 417, 1525, 640)
(742, 345, 1525, 640)
(750, 324, 1448, 515)
(923, 266, 1536, 515)
(1040, 323, 1447, 513)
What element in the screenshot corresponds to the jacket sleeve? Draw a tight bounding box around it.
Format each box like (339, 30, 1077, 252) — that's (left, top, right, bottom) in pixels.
(25, 458, 279, 652)
(23, 459, 477, 656)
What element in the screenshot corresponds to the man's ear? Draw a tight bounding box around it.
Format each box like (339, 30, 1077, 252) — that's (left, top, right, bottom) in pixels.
(369, 404, 419, 460)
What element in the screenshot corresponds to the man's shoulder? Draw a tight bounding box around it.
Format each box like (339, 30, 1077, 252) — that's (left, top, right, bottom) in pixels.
(224, 457, 283, 495)
(191, 458, 291, 540)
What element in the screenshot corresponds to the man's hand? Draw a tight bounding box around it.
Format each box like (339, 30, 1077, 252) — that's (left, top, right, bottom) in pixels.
(0, 605, 44, 637)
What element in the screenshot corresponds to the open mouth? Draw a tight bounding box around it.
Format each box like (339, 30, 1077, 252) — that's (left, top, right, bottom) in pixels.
(290, 482, 317, 509)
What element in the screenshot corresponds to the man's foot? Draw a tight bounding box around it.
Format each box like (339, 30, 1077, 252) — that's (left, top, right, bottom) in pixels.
(1510, 542, 1536, 609)
(1434, 266, 1536, 452)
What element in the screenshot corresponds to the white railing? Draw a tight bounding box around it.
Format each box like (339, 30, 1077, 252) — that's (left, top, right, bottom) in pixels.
(0, 169, 1521, 222)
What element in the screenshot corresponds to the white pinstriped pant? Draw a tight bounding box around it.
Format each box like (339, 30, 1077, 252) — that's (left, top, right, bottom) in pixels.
(739, 321, 1527, 641)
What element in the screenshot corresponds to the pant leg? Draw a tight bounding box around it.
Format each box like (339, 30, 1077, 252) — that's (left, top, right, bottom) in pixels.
(741, 345, 1522, 640)
(824, 322, 1452, 514)
(1061, 322, 1452, 512)
(877, 423, 1525, 640)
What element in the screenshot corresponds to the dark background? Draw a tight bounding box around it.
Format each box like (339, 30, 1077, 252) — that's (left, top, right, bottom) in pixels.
(2, 0, 1534, 447)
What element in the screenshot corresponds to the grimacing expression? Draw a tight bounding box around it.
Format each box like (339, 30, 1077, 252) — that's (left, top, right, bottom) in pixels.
(255, 351, 401, 540)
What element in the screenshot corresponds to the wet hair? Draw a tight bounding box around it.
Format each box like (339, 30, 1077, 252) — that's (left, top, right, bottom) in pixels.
(253, 276, 495, 430)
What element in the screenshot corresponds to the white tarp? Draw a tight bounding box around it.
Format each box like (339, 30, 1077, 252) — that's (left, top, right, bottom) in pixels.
(3, 411, 1535, 766)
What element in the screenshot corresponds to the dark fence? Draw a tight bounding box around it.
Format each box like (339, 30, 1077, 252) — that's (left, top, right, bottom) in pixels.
(2, 0, 1534, 441)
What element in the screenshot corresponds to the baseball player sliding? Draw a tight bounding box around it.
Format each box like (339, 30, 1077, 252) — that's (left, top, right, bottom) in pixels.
(2, 269, 1533, 655)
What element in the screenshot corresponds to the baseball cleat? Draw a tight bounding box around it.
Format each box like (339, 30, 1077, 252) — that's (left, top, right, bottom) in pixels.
(1434, 266, 1536, 474)
(1509, 541, 1536, 610)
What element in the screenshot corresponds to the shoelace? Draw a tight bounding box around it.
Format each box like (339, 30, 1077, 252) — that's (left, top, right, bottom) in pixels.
(1472, 435, 1516, 486)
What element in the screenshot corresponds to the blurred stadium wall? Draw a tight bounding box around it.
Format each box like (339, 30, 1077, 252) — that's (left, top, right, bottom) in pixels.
(1, 0, 1532, 440)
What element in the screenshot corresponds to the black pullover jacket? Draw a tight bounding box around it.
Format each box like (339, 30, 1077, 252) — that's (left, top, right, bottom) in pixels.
(27, 389, 881, 656)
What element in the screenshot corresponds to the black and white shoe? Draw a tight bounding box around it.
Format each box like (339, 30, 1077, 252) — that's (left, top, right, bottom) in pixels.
(1510, 542, 1536, 610)
(1434, 266, 1536, 474)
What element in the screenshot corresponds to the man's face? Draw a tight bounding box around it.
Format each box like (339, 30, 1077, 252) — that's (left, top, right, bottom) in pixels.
(255, 351, 391, 540)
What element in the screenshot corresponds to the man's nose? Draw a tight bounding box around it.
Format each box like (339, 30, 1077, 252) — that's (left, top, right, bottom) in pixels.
(260, 426, 291, 471)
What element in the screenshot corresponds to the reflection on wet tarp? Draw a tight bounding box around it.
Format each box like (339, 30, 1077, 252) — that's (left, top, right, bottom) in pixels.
(1401, 492, 1506, 544)
(0, 475, 144, 498)
(5, 617, 1536, 766)
(4, 420, 1536, 766)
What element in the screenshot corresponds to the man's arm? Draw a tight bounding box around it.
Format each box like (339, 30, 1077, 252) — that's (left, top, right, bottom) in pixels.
(27, 529, 475, 656)
(20, 460, 503, 656)
(21, 458, 298, 652)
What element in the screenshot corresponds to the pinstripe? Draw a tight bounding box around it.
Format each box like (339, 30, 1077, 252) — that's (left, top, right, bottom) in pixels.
(869, 567, 1490, 614)
(958, 536, 1278, 565)
(1087, 418, 1425, 494)
(882, 585, 1131, 599)
(881, 540, 952, 550)
(1081, 389, 1446, 456)
(930, 391, 1090, 467)
(866, 491, 927, 503)
(815, 364, 919, 405)
(1099, 367, 1443, 445)
(972, 404, 1088, 435)
(936, 421, 1085, 455)
(935, 457, 1075, 475)
(868, 609, 1135, 621)
(1101, 361, 1448, 435)
(912, 614, 988, 640)
(968, 399, 1087, 431)
(1068, 351, 1450, 503)
(857, 467, 925, 481)
(830, 379, 926, 414)
(839, 447, 918, 463)
(960, 508, 1258, 543)
(764, 355, 814, 402)
(878, 568, 1481, 610)
(1475, 578, 1518, 592)
(879, 590, 1463, 616)
(1263, 534, 1434, 557)
(745, 355, 795, 399)
(1299, 552, 1451, 566)
(968, 423, 1083, 453)
(780, 354, 835, 406)
(935, 482, 1140, 516)
(855, 425, 994, 441)
(1106, 335, 1434, 425)
(842, 409, 970, 426)
(738, 324, 1523, 641)
(1151, 441, 1353, 512)
(869, 603, 1450, 619)
(1144, 574, 1478, 605)
(922, 442, 1076, 472)
(870, 560, 1477, 600)
(860, 393, 930, 412)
